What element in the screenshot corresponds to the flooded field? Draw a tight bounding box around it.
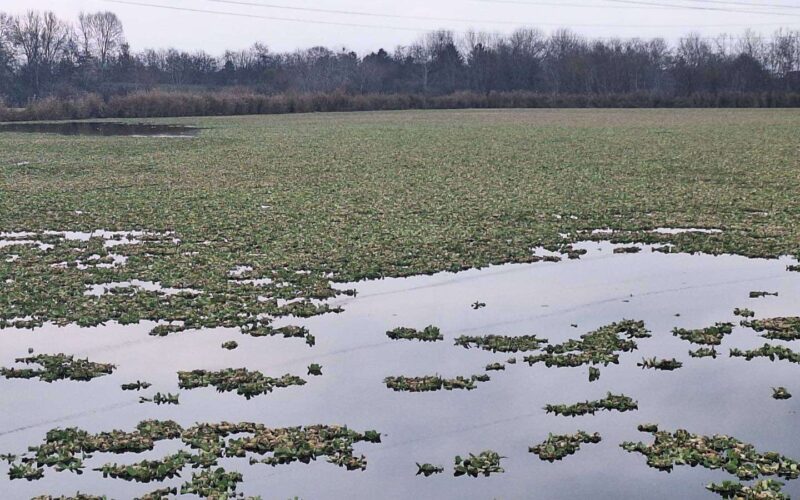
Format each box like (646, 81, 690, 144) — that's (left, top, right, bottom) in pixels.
(2, 241, 800, 499)
(2, 109, 800, 498)
(0, 122, 200, 137)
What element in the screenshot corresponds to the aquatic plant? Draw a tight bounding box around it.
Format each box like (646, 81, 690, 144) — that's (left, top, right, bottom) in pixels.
(454, 451, 504, 477)
(31, 495, 106, 500)
(6, 420, 381, 489)
(416, 463, 444, 477)
(734, 308, 755, 318)
(180, 467, 242, 498)
(589, 367, 600, 382)
(750, 291, 779, 298)
(772, 387, 791, 400)
(221, 341, 239, 350)
(96, 451, 193, 482)
(386, 326, 443, 342)
(788, 265, 800, 273)
(0, 354, 114, 382)
(613, 246, 641, 254)
(672, 323, 733, 345)
(545, 393, 638, 417)
(706, 479, 788, 500)
(139, 393, 179, 405)
(485, 363, 505, 371)
(637, 357, 683, 371)
(689, 347, 718, 358)
(384, 374, 490, 392)
(121, 380, 151, 391)
(730, 344, 800, 364)
(471, 301, 486, 310)
(307, 364, 322, 376)
(178, 369, 306, 399)
(741, 317, 800, 341)
(455, 334, 548, 353)
(621, 427, 800, 481)
(136, 487, 178, 500)
(529, 431, 601, 461)
(524, 320, 650, 372)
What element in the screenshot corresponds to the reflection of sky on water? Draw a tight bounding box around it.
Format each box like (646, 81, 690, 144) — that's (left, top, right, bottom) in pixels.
(2, 242, 800, 499)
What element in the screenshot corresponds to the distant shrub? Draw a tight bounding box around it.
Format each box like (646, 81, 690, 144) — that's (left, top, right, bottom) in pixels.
(2, 90, 799, 122)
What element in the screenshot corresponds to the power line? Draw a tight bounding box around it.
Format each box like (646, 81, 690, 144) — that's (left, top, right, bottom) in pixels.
(104, 0, 800, 39)
(200, 0, 795, 28)
(680, 0, 800, 10)
(600, 0, 800, 17)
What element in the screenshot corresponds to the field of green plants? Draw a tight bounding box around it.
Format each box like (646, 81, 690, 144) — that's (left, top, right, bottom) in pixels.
(2, 108, 800, 499)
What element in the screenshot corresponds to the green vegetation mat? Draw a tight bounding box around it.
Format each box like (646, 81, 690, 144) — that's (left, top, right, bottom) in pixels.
(2, 109, 799, 335)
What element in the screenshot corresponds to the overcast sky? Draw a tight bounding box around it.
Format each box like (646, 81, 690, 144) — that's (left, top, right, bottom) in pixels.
(3, 0, 800, 54)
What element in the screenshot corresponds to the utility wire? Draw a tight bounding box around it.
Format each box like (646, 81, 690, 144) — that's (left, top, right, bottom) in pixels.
(680, 0, 800, 10)
(202, 0, 799, 28)
(600, 0, 800, 17)
(105, 0, 799, 38)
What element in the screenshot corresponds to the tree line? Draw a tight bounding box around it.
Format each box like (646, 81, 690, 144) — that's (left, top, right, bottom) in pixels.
(0, 10, 799, 118)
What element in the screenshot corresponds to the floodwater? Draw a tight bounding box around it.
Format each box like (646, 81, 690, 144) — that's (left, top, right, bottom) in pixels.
(1, 242, 800, 499)
(0, 122, 200, 137)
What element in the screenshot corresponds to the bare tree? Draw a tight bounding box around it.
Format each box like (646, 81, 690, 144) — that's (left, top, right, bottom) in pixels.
(77, 11, 124, 67)
(8, 11, 71, 96)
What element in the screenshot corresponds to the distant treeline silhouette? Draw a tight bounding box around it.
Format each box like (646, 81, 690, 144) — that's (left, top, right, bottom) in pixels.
(1, 10, 799, 119)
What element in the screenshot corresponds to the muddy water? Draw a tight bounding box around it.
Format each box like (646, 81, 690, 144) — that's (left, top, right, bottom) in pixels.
(0, 122, 200, 137)
(2, 242, 800, 499)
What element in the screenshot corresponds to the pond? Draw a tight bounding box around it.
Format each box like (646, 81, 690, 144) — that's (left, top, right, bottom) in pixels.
(1, 241, 799, 499)
(0, 122, 200, 137)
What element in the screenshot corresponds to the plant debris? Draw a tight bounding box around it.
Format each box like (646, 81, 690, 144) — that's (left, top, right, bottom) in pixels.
(689, 347, 719, 358)
(416, 463, 444, 477)
(750, 291, 778, 298)
(545, 393, 638, 417)
(455, 334, 548, 353)
(453, 451, 504, 477)
(672, 323, 733, 345)
(307, 363, 322, 376)
(637, 357, 683, 371)
(178, 369, 306, 399)
(772, 387, 792, 400)
(384, 374, 490, 392)
(386, 326, 443, 342)
(529, 431, 602, 461)
(0, 354, 114, 382)
(741, 317, 800, 341)
(121, 380, 151, 391)
(221, 341, 239, 350)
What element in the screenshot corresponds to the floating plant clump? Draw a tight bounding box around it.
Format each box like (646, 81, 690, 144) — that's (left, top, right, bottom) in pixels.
(545, 393, 638, 417)
(416, 463, 444, 477)
(386, 326, 443, 342)
(121, 380, 151, 391)
(0, 354, 115, 382)
(221, 341, 238, 350)
(788, 265, 800, 272)
(453, 451, 504, 477)
(471, 301, 486, 310)
(672, 323, 733, 345)
(178, 369, 306, 399)
(730, 344, 800, 364)
(139, 392, 179, 405)
(741, 317, 800, 341)
(308, 364, 323, 376)
(136, 487, 177, 500)
(180, 467, 242, 498)
(621, 427, 800, 481)
(485, 363, 505, 371)
(529, 431, 602, 461)
(637, 357, 683, 371)
(454, 334, 548, 353)
(32, 495, 106, 500)
(384, 374, 490, 392)
(613, 246, 641, 254)
(5, 420, 381, 492)
(772, 387, 792, 400)
(689, 347, 718, 359)
(734, 308, 755, 318)
(524, 320, 650, 372)
(589, 367, 600, 382)
(706, 479, 788, 499)
(750, 291, 779, 298)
